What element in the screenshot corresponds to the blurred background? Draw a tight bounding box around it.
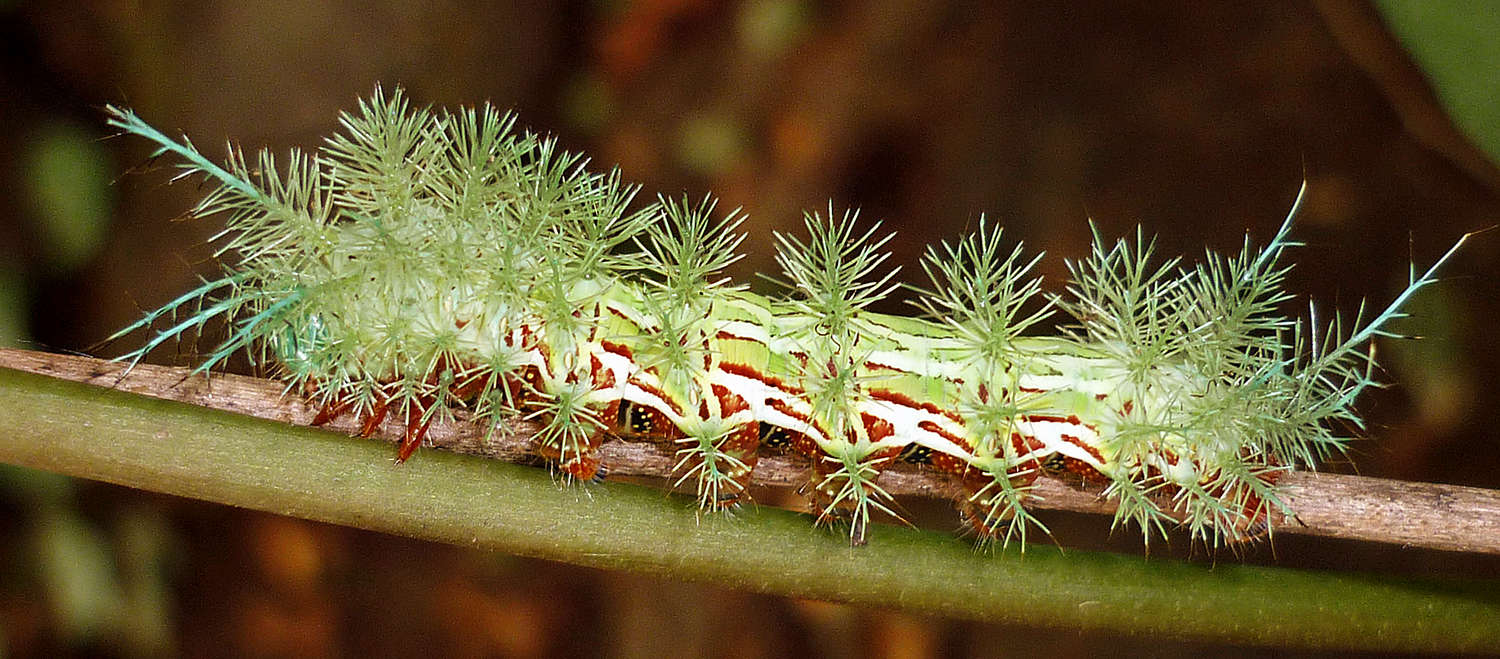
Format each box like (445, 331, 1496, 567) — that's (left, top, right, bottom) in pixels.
(2, 1, 1499, 656)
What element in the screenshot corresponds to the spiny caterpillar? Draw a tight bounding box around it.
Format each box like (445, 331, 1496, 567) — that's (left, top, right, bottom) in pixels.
(105, 87, 1463, 549)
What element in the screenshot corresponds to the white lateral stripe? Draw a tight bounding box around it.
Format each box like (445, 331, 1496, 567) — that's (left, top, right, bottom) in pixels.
(1017, 419, 1104, 468)
(709, 369, 825, 441)
(565, 335, 1113, 472)
(857, 398, 972, 458)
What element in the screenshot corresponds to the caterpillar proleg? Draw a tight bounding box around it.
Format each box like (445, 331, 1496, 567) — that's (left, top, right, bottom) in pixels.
(105, 87, 1466, 548)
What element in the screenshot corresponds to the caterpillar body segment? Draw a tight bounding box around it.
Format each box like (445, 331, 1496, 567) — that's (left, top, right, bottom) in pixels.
(106, 88, 1464, 549)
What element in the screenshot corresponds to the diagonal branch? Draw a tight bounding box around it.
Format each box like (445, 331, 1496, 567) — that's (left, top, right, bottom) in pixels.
(3, 347, 1500, 651)
(2, 347, 1497, 556)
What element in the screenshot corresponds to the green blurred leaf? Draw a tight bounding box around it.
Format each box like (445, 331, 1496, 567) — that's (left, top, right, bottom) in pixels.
(1377, 1, 1500, 165)
(1384, 280, 1474, 432)
(113, 507, 177, 658)
(738, 0, 812, 58)
(676, 113, 747, 174)
(24, 121, 112, 270)
(0, 463, 74, 503)
(33, 505, 125, 643)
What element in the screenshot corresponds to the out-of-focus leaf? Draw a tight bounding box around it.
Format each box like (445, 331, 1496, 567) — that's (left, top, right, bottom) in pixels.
(0, 463, 73, 503)
(1376, 2, 1500, 165)
(1385, 281, 1474, 433)
(24, 121, 112, 270)
(33, 504, 125, 643)
(676, 113, 747, 174)
(738, 0, 812, 58)
(113, 507, 177, 658)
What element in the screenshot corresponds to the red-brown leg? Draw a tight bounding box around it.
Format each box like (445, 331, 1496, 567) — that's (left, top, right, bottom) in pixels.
(358, 398, 389, 438)
(311, 397, 352, 427)
(396, 410, 433, 463)
(533, 399, 617, 482)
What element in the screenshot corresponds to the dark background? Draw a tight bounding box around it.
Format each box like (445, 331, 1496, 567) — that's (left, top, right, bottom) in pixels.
(1, 1, 1497, 656)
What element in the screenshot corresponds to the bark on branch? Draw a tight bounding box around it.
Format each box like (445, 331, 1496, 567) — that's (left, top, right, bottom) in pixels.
(3, 347, 1497, 555)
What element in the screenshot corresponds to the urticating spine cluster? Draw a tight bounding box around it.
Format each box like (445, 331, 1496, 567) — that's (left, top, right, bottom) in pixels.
(107, 87, 1462, 548)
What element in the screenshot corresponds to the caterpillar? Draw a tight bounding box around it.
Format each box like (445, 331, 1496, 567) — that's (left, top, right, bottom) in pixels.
(104, 87, 1464, 549)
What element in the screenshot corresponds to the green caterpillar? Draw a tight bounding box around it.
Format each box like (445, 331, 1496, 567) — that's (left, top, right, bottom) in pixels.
(106, 87, 1464, 548)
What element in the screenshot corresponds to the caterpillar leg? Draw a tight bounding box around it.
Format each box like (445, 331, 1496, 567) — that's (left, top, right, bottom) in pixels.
(955, 462, 1045, 547)
(1225, 463, 1287, 543)
(310, 397, 352, 427)
(306, 388, 434, 464)
(523, 365, 614, 482)
(532, 427, 607, 481)
(808, 447, 900, 546)
(553, 445, 605, 482)
(1230, 496, 1275, 542)
(306, 389, 409, 461)
(1110, 449, 1289, 548)
(955, 433, 1048, 547)
(1185, 465, 1286, 547)
(305, 384, 381, 433)
(394, 396, 438, 463)
(532, 398, 615, 481)
(673, 421, 758, 511)
(358, 399, 389, 438)
(671, 385, 759, 511)
(307, 389, 390, 440)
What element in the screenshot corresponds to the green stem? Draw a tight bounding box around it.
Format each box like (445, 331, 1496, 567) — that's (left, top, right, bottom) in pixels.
(1, 365, 1497, 652)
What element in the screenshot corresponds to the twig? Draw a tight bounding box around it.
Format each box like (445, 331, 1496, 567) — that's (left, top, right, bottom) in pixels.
(2, 347, 1497, 555)
(8, 352, 1500, 651)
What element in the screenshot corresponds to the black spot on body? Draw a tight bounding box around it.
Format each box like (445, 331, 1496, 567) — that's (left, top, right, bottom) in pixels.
(760, 423, 791, 450)
(1042, 452, 1068, 473)
(898, 443, 933, 464)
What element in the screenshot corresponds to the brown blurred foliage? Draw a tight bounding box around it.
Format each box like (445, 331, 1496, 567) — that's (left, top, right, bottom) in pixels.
(1, 1, 1497, 656)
